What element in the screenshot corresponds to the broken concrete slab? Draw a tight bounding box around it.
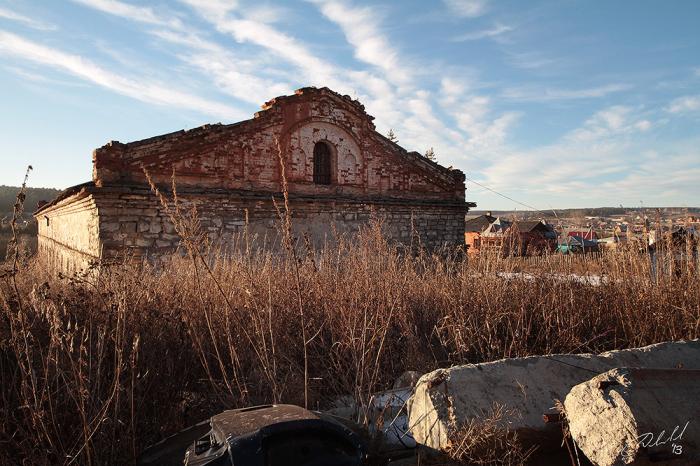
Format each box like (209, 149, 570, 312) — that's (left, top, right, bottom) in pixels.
(326, 372, 421, 455)
(564, 368, 700, 466)
(407, 339, 700, 452)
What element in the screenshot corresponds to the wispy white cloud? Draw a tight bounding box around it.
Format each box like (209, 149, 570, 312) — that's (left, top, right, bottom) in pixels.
(594, 144, 700, 205)
(453, 23, 512, 41)
(473, 104, 659, 206)
(305, 0, 515, 168)
(0, 30, 243, 120)
(439, 76, 469, 106)
(180, 51, 292, 105)
(70, 0, 294, 107)
(0, 6, 56, 31)
(443, 0, 488, 18)
(243, 4, 288, 24)
(3, 64, 88, 87)
(505, 50, 559, 70)
(635, 119, 652, 131)
(502, 83, 630, 102)
(179, 0, 425, 152)
(433, 76, 522, 172)
(666, 95, 700, 114)
(70, 0, 182, 28)
(179, 0, 347, 92)
(568, 105, 651, 142)
(180, 0, 239, 18)
(309, 0, 409, 84)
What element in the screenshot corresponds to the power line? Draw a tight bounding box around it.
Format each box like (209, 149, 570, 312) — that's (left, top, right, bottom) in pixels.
(464, 176, 553, 217)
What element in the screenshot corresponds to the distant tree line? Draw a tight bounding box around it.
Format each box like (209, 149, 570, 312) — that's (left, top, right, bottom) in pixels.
(473, 206, 700, 219)
(0, 185, 61, 220)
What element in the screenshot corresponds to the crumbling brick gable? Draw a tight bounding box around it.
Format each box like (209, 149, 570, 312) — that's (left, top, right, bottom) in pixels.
(92, 87, 465, 202)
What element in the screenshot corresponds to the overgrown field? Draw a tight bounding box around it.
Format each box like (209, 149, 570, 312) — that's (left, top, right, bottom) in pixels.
(1, 222, 698, 465)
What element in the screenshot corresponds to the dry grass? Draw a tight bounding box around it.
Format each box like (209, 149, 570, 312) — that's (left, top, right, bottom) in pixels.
(443, 403, 535, 466)
(1, 230, 698, 465)
(1, 176, 698, 465)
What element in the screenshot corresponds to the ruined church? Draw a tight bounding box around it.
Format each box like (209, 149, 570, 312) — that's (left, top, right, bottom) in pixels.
(35, 87, 475, 272)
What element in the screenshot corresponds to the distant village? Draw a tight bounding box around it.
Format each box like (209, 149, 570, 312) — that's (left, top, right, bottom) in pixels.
(465, 208, 700, 256)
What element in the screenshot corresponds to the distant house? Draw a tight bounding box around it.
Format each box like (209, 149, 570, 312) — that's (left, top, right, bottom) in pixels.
(478, 217, 556, 256)
(514, 221, 558, 254)
(464, 213, 496, 253)
(480, 217, 513, 253)
(567, 229, 598, 241)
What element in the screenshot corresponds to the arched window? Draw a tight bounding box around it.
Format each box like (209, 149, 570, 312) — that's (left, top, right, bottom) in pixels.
(313, 141, 332, 185)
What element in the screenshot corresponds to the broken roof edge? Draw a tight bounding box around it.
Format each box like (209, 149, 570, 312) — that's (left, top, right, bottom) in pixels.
(33, 181, 96, 216)
(260, 86, 370, 117)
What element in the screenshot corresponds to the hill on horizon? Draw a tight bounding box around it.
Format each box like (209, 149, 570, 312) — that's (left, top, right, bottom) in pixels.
(0, 185, 62, 220)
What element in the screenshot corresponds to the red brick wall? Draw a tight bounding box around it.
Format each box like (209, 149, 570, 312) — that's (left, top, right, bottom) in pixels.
(92, 87, 465, 203)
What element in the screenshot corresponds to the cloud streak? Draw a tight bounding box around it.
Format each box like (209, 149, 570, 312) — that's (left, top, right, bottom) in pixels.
(453, 23, 512, 41)
(666, 95, 700, 114)
(310, 0, 409, 84)
(0, 30, 243, 120)
(443, 0, 488, 18)
(0, 6, 56, 30)
(70, 0, 182, 28)
(502, 83, 630, 102)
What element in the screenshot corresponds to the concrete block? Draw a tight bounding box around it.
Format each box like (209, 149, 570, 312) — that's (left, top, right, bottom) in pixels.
(564, 368, 700, 466)
(407, 340, 700, 452)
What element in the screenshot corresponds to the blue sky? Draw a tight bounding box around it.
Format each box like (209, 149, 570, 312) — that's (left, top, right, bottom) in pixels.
(0, 0, 698, 210)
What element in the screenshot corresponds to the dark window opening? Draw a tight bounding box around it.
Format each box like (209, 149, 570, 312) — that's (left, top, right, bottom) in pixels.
(313, 142, 332, 185)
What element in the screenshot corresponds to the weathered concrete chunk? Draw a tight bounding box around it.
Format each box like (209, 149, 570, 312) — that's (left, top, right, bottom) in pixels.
(564, 368, 700, 466)
(407, 340, 700, 452)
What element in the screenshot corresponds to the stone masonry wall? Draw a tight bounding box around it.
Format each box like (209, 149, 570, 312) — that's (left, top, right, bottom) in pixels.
(36, 193, 100, 273)
(93, 187, 465, 261)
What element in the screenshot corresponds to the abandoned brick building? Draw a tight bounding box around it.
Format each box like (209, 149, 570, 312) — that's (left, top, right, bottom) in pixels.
(35, 87, 475, 272)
